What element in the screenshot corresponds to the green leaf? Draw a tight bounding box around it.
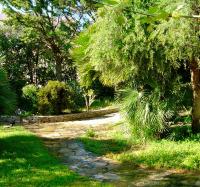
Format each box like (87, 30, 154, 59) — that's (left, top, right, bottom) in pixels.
(148, 6, 159, 14)
(140, 17, 149, 24)
(102, 0, 118, 5)
(115, 15, 125, 24)
(157, 10, 169, 20)
(147, 25, 154, 32)
(172, 12, 181, 18)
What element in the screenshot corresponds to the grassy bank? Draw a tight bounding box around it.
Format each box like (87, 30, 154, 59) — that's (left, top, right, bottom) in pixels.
(117, 139, 200, 170)
(80, 125, 200, 171)
(0, 126, 110, 187)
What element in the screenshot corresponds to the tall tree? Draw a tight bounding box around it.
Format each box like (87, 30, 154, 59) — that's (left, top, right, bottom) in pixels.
(0, 0, 100, 81)
(0, 24, 61, 85)
(0, 25, 38, 83)
(73, 0, 200, 132)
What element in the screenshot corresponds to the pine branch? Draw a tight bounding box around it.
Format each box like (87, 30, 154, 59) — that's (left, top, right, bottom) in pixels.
(133, 10, 200, 19)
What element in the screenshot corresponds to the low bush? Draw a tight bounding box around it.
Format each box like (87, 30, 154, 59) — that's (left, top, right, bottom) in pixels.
(120, 89, 172, 141)
(10, 79, 27, 111)
(22, 84, 38, 113)
(37, 81, 75, 115)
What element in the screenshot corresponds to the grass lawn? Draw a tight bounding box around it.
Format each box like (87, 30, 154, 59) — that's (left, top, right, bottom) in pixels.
(117, 139, 200, 170)
(80, 125, 200, 171)
(0, 126, 111, 187)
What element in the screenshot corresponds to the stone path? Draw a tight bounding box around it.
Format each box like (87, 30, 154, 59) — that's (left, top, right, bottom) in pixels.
(25, 113, 122, 182)
(59, 140, 120, 181)
(25, 113, 200, 186)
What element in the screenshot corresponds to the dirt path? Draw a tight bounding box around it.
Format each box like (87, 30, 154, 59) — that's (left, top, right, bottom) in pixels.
(25, 113, 200, 186)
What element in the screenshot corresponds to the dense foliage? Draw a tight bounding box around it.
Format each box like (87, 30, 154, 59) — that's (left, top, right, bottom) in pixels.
(0, 0, 199, 137)
(37, 81, 75, 115)
(73, 0, 200, 136)
(0, 0, 115, 112)
(22, 84, 38, 113)
(74, 0, 199, 87)
(121, 89, 171, 140)
(0, 0, 104, 82)
(0, 68, 16, 114)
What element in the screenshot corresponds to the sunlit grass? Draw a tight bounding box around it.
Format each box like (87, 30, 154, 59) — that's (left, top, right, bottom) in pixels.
(80, 124, 200, 171)
(0, 126, 111, 187)
(116, 139, 200, 170)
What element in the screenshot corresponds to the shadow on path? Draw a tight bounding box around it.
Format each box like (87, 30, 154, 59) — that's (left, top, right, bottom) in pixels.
(24, 113, 200, 187)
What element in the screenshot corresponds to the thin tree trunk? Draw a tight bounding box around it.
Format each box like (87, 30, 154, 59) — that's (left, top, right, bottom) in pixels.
(34, 47, 39, 85)
(50, 41, 63, 81)
(27, 47, 34, 84)
(55, 55, 62, 81)
(190, 59, 200, 133)
(84, 96, 89, 112)
(28, 62, 34, 83)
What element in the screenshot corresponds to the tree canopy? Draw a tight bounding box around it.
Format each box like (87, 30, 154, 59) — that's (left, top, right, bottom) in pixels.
(0, 0, 103, 82)
(74, 0, 199, 85)
(73, 0, 200, 133)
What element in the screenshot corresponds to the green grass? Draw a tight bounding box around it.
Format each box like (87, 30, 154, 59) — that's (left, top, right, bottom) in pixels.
(79, 137, 131, 156)
(90, 99, 114, 110)
(117, 139, 200, 170)
(85, 128, 96, 138)
(0, 126, 111, 187)
(80, 125, 200, 171)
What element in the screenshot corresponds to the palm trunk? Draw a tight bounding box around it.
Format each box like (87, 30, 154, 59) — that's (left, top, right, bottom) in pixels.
(190, 59, 200, 133)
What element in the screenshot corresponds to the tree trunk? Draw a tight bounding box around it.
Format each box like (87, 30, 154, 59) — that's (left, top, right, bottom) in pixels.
(27, 47, 34, 83)
(34, 47, 39, 85)
(50, 41, 63, 81)
(28, 62, 34, 83)
(84, 96, 89, 112)
(190, 59, 200, 133)
(55, 55, 62, 81)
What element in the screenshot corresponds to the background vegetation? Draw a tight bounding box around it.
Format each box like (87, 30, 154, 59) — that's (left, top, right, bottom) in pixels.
(0, 0, 115, 115)
(0, 0, 200, 184)
(0, 68, 16, 114)
(72, 0, 199, 137)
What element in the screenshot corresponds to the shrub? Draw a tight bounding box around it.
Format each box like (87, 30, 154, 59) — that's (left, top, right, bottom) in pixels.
(37, 81, 74, 115)
(0, 69, 16, 114)
(120, 89, 172, 141)
(67, 80, 85, 111)
(22, 84, 38, 112)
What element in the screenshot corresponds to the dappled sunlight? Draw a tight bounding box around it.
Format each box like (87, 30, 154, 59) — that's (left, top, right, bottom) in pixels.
(78, 132, 200, 187)
(0, 126, 107, 187)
